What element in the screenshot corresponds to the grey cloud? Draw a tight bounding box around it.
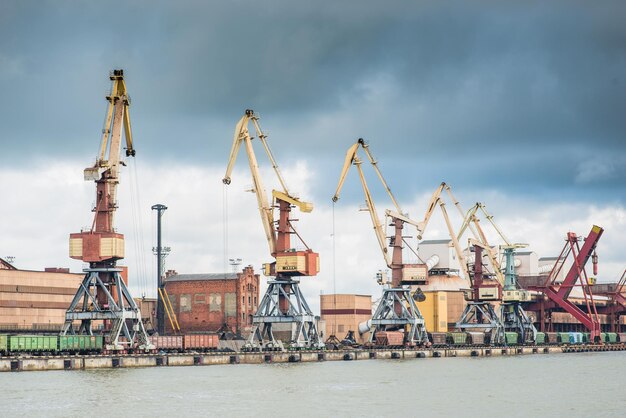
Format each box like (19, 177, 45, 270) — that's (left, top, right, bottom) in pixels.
(0, 0, 625, 203)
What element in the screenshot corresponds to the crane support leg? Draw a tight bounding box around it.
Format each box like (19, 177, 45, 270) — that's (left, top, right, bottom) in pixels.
(456, 302, 504, 344)
(369, 287, 429, 346)
(61, 267, 151, 351)
(499, 302, 537, 344)
(246, 279, 324, 351)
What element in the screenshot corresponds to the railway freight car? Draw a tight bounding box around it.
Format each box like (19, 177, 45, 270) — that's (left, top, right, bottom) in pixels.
(9, 335, 58, 354)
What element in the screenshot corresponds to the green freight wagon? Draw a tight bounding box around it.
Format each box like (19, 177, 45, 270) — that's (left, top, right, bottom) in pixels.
(535, 332, 546, 345)
(0, 335, 8, 354)
(557, 332, 571, 344)
(447, 332, 468, 345)
(59, 335, 103, 352)
(606, 333, 618, 344)
(9, 335, 58, 353)
(504, 332, 519, 345)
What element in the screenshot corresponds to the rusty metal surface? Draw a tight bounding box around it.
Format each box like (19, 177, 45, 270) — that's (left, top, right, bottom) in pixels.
(374, 331, 404, 346)
(428, 332, 447, 346)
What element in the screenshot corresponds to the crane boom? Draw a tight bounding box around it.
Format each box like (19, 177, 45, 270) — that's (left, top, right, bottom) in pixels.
(223, 109, 318, 277)
(70, 69, 135, 263)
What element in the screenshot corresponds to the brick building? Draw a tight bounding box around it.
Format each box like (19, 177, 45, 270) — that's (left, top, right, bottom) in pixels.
(164, 266, 260, 336)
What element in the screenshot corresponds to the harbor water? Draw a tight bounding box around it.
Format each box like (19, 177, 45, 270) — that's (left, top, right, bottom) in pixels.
(1, 351, 625, 417)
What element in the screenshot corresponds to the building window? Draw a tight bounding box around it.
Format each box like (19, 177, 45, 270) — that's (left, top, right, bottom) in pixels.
(242, 296, 245, 305)
(194, 293, 206, 304)
(242, 312, 245, 320)
(248, 296, 251, 305)
(254, 296, 257, 307)
(167, 295, 177, 313)
(180, 294, 192, 313)
(209, 293, 222, 312)
(224, 293, 236, 317)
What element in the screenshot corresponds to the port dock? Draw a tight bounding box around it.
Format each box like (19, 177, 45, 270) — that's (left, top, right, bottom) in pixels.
(2, 344, 625, 372)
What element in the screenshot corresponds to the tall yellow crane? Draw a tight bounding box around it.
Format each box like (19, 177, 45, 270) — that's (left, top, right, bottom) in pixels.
(333, 138, 428, 346)
(62, 69, 151, 351)
(223, 110, 322, 349)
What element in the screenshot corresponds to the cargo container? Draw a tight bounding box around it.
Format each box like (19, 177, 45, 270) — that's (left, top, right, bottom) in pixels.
(183, 334, 219, 351)
(504, 332, 519, 345)
(557, 332, 571, 344)
(9, 335, 58, 353)
(428, 332, 447, 346)
(467, 332, 485, 345)
(0, 334, 8, 354)
(59, 335, 103, 353)
(150, 335, 184, 352)
(545, 332, 558, 344)
(374, 331, 404, 346)
(447, 332, 468, 345)
(535, 332, 546, 345)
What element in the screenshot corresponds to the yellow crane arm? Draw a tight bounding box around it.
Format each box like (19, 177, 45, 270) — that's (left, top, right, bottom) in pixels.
(223, 112, 277, 255)
(86, 70, 135, 232)
(355, 157, 391, 267)
(437, 200, 470, 280)
(332, 142, 360, 202)
(358, 139, 401, 214)
(417, 182, 446, 239)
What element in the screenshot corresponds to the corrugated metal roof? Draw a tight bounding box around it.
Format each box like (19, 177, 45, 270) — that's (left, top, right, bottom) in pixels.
(515, 251, 535, 255)
(539, 256, 559, 261)
(164, 273, 238, 282)
(419, 239, 452, 245)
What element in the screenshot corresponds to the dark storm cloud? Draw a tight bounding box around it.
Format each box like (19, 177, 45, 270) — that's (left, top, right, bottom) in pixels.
(0, 0, 625, 201)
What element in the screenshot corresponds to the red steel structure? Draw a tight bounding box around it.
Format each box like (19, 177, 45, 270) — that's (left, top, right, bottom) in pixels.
(526, 226, 603, 341)
(593, 269, 626, 332)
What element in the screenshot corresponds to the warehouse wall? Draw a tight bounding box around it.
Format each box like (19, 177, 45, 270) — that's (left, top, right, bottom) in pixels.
(320, 294, 372, 344)
(0, 268, 82, 331)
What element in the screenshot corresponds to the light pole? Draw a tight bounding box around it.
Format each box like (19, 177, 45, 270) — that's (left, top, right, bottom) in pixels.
(152, 204, 167, 335)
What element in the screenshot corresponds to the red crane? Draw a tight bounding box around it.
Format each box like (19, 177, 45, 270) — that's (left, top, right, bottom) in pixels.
(526, 226, 603, 341)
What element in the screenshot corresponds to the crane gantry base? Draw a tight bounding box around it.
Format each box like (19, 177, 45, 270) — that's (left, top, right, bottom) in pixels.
(247, 279, 324, 350)
(369, 287, 429, 346)
(60, 267, 152, 351)
(500, 302, 537, 344)
(456, 302, 504, 344)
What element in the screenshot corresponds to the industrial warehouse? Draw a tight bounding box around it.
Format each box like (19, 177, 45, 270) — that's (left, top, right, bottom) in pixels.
(0, 69, 625, 374)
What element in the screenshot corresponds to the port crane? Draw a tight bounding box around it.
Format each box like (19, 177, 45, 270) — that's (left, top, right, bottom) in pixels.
(333, 138, 428, 346)
(62, 70, 151, 350)
(223, 110, 322, 349)
(524, 226, 603, 341)
(454, 202, 536, 344)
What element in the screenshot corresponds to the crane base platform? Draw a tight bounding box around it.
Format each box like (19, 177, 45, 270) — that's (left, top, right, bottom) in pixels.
(456, 302, 504, 344)
(500, 302, 537, 344)
(60, 267, 152, 350)
(248, 279, 324, 350)
(369, 287, 429, 346)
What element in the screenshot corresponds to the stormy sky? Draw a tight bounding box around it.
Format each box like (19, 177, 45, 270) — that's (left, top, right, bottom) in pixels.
(1, 1, 625, 307)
